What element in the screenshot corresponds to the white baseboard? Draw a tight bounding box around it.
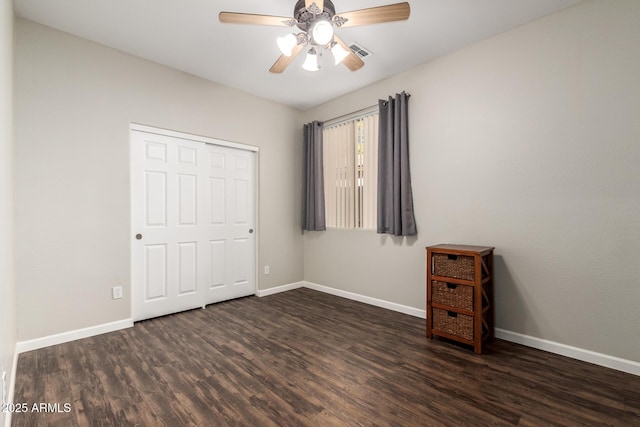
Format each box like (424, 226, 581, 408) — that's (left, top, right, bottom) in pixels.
(8, 288, 638, 395)
(495, 328, 640, 376)
(256, 281, 304, 297)
(298, 281, 638, 377)
(4, 346, 19, 427)
(303, 281, 427, 319)
(16, 319, 133, 354)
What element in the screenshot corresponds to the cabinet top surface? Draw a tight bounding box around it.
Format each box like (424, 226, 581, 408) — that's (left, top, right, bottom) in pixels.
(426, 244, 494, 255)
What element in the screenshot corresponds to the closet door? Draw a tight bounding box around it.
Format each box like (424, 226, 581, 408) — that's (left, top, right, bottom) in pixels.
(203, 144, 256, 305)
(131, 130, 256, 321)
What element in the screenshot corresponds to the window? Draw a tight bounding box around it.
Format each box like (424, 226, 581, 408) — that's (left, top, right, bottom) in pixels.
(323, 111, 379, 229)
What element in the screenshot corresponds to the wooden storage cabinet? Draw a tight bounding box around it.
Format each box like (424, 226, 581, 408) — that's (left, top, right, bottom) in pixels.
(426, 244, 494, 354)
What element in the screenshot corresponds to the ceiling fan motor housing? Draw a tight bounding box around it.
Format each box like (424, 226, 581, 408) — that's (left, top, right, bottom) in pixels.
(293, 0, 336, 31)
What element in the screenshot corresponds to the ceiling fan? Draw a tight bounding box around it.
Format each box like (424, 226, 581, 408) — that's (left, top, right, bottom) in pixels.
(219, 1, 410, 73)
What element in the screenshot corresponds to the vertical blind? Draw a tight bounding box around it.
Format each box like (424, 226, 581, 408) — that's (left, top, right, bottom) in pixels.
(323, 113, 378, 229)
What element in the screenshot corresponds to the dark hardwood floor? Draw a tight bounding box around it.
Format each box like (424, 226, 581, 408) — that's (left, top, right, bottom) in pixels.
(12, 288, 640, 426)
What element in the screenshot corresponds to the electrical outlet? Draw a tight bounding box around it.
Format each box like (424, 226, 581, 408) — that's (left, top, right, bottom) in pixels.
(112, 286, 123, 299)
(264, 265, 270, 275)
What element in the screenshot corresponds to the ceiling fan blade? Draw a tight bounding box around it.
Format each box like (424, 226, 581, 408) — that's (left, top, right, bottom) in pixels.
(333, 36, 364, 72)
(269, 44, 304, 73)
(219, 12, 293, 26)
(336, 2, 410, 28)
(305, 0, 324, 14)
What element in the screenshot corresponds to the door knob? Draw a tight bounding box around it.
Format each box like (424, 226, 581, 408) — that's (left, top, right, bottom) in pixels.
(249, 229, 254, 234)
(135, 234, 142, 240)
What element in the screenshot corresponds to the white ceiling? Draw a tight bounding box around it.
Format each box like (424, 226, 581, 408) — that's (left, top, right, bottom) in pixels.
(14, 0, 582, 110)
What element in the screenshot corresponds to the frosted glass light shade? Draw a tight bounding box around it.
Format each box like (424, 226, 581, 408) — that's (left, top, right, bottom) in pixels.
(302, 48, 320, 72)
(331, 42, 349, 65)
(277, 33, 297, 57)
(311, 20, 334, 46)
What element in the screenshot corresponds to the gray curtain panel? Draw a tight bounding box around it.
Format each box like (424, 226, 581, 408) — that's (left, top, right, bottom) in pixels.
(302, 121, 326, 231)
(377, 92, 417, 236)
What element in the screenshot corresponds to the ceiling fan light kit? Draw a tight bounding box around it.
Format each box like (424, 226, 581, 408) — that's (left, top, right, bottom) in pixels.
(310, 19, 334, 46)
(219, 1, 410, 73)
(330, 41, 350, 65)
(302, 48, 320, 72)
(277, 33, 298, 57)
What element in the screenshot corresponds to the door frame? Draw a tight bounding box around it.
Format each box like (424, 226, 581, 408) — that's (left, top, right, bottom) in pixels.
(129, 123, 260, 320)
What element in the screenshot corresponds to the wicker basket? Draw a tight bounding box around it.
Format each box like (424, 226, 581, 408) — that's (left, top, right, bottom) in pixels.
(433, 253, 474, 280)
(432, 308, 473, 341)
(431, 281, 473, 311)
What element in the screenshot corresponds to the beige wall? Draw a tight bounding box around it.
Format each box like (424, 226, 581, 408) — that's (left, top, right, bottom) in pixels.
(302, 0, 640, 362)
(14, 19, 303, 341)
(0, 0, 16, 422)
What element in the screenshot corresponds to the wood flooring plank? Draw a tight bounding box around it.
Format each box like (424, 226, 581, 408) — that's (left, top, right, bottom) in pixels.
(11, 288, 640, 426)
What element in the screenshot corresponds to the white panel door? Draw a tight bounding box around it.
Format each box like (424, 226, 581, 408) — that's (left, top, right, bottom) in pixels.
(204, 144, 256, 304)
(132, 130, 256, 321)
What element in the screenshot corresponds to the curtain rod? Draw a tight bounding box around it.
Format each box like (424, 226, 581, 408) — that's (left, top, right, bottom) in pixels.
(380, 91, 411, 106)
(323, 104, 378, 128)
(322, 92, 411, 128)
